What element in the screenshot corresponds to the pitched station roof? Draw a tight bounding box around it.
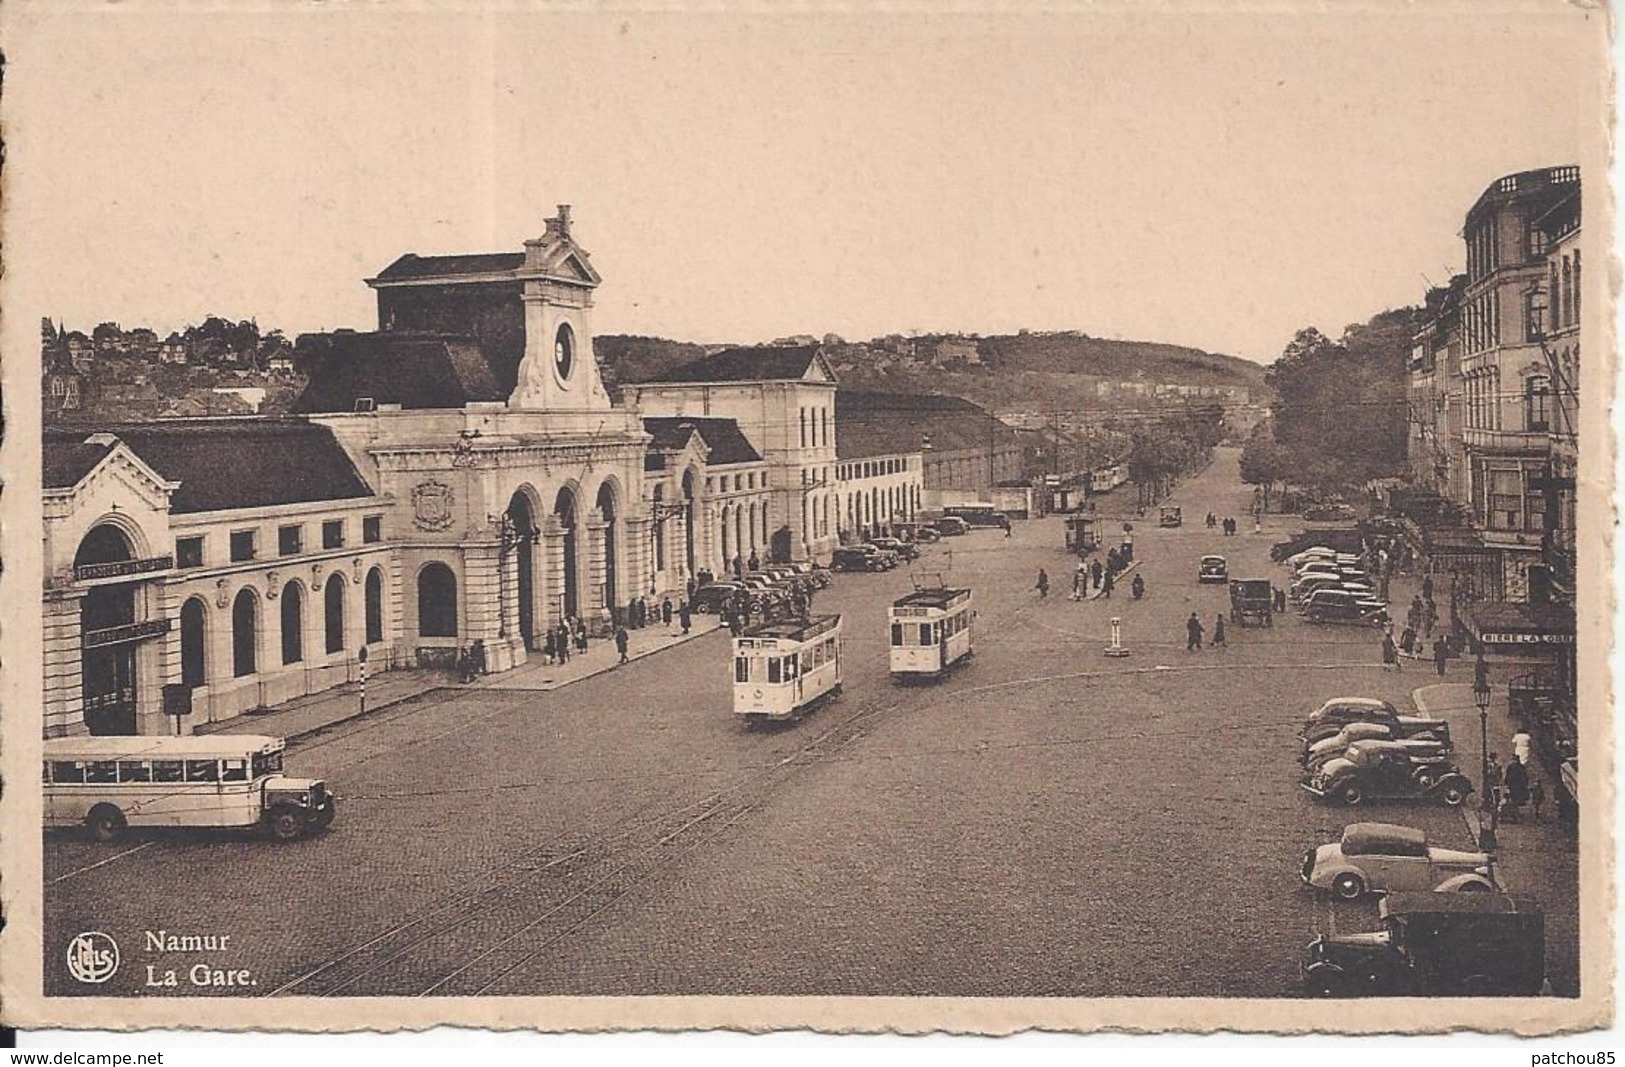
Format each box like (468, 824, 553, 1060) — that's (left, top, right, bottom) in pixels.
(44, 419, 375, 514)
(292, 332, 507, 412)
(371, 252, 529, 282)
(645, 344, 828, 384)
(643, 417, 762, 468)
(834, 389, 1013, 460)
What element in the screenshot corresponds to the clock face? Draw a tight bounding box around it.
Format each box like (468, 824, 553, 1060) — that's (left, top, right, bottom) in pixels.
(554, 322, 575, 381)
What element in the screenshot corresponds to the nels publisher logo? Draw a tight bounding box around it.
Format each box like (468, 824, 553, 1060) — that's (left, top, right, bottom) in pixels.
(66, 931, 120, 984)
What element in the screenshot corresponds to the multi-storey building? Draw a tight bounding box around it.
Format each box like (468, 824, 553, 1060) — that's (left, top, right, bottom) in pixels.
(623, 346, 840, 565)
(1457, 166, 1580, 601)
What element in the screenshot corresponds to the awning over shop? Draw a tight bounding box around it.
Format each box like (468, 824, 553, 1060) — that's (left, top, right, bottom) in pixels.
(1467, 600, 1576, 649)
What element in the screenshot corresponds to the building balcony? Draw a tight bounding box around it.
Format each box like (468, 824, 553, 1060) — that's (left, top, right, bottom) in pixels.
(1462, 428, 1550, 455)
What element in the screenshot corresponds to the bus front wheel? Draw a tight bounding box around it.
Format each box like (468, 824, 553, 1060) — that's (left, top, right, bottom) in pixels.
(265, 805, 307, 841)
(86, 804, 126, 843)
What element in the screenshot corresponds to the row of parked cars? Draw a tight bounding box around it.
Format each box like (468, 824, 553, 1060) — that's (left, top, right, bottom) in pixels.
(688, 562, 832, 615)
(831, 535, 926, 573)
(1291, 697, 1546, 996)
(1284, 546, 1389, 626)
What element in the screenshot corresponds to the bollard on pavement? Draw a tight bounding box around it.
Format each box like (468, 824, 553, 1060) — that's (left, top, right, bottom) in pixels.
(1104, 616, 1130, 657)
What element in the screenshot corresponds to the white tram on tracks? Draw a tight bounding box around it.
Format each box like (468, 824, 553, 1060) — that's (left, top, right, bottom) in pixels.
(888, 586, 975, 682)
(732, 613, 843, 724)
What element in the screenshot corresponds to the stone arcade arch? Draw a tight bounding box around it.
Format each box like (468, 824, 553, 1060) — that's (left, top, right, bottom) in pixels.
(554, 486, 581, 620)
(507, 487, 541, 647)
(681, 468, 698, 578)
(232, 588, 260, 679)
(596, 480, 620, 613)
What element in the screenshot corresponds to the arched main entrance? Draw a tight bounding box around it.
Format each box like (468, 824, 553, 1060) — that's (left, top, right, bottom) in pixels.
(555, 487, 579, 619)
(76, 524, 138, 735)
(507, 490, 538, 647)
(597, 482, 619, 612)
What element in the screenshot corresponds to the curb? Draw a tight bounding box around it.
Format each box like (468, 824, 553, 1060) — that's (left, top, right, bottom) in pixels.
(268, 623, 723, 743)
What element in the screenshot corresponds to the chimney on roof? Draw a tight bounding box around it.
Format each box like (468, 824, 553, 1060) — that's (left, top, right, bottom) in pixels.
(547, 204, 572, 240)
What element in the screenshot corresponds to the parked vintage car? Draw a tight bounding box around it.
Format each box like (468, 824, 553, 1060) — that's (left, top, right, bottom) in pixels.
(1300, 822, 1497, 899)
(1300, 717, 1452, 764)
(1302, 588, 1388, 626)
(786, 561, 834, 588)
(932, 516, 970, 537)
(1303, 736, 1454, 780)
(868, 536, 919, 561)
(1305, 502, 1358, 522)
(1299, 697, 1406, 743)
(688, 581, 747, 614)
(1302, 740, 1474, 807)
(1198, 555, 1228, 584)
(831, 545, 894, 572)
(1302, 893, 1544, 997)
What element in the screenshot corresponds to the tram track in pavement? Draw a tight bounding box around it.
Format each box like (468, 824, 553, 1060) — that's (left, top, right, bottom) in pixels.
(268, 582, 1041, 997)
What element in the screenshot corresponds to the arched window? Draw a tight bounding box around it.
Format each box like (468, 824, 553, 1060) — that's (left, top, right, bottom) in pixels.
(1572, 250, 1581, 324)
(365, 567, 384, 645)
(180, 598, 207, 688)
(232, 589, 258, 678)
(280, 581, 304, 665)
(324, 574, 346, 654)
(418, 563, 458, 638)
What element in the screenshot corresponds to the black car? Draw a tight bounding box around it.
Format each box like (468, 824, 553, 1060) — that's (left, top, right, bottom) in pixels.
(831, 546, 892, 572)
(688, 582, 746, 614)
(1304, 893, 1544, 997)
(868, 537, 919, 561)
(1302, 740, 1473, 807)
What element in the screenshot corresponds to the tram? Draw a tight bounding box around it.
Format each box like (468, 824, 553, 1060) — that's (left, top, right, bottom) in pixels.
(888, 587, 975, 682)
(732, 613, 843, 724)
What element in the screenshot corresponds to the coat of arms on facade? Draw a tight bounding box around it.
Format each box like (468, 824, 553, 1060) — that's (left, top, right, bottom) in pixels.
(412, 480, 456, 531)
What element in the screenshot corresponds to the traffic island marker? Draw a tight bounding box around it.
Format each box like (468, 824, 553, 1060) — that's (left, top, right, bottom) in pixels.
(1104, 616, 1131, 657)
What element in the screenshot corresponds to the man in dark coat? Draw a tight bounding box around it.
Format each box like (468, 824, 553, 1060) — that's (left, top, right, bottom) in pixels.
(614, 624, 630, 665)
(1432, 635, 1449, 677)
(661, 597, 674, 629)
(1186, 612, 1204, 651)
(1091, 560, 1104, 590)
(679, 599, 692, 635)
(1503, 755, 1530, 818)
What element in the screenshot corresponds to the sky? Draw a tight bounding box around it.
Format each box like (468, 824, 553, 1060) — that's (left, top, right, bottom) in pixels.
(3, 2, 1607, 364)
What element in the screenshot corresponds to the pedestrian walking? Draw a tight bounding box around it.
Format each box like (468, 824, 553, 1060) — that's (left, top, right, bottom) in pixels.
(1035, 568, 1049, 599)
(1503, 755, 1529, 820)
(1485, 753, 1504, 812)
(1381, 632, 1399, 671)
(1071, 566, 1085, 601)
(1004, 523, 1012, 539)
(1091, 560, 1104, 590)
(1400, 624, 1417, 655)
(679, 599, 692, 635)
(748, 549, 760, 572)
(1408, 596, 1424, 631)
(574, 617, 588, 655)
(1512, 729, 1532, 766)
(614, 624, 630, 665)
(1211, 613, 1227, 650)
(1422, 574, 1434, 602)
(543, 628, 557, 665)
(555, 622, 570, 663)
(1101, 567, 1114, 598)
(1432, 636, 1448, 677)
(662, 596, 675, 633)
(1422, 600, 1437, 637)
(1274, 586, 1287, 613)
(1130, 573, 1145, 600)
(1529, 776, 1546, 822)
(1186, 612, 1205, 652)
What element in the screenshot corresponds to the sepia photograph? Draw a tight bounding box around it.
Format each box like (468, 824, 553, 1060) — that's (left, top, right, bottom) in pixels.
(0, 0, 1613, 1039)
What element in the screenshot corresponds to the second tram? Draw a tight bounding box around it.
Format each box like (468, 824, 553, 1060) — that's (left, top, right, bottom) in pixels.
(732, 614, 843, 724)
(888, 587, 975, 681)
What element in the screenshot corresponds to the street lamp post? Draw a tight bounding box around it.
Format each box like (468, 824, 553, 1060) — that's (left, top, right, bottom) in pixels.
(1473, 661, 1497, 852)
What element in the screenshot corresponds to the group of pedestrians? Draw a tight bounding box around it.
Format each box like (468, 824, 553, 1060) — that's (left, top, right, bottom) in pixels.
(1206, 513, 1242, 536)
(1185, 611, 1227, 651)
(1378, 568, 1450, 674)
(1483, 748, 1547, 823)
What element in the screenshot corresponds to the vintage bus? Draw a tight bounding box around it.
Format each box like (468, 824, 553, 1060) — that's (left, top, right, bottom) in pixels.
(732, 614, 843, 724)
(888, 587, 975, 681)
(43, 734, 336, 842)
